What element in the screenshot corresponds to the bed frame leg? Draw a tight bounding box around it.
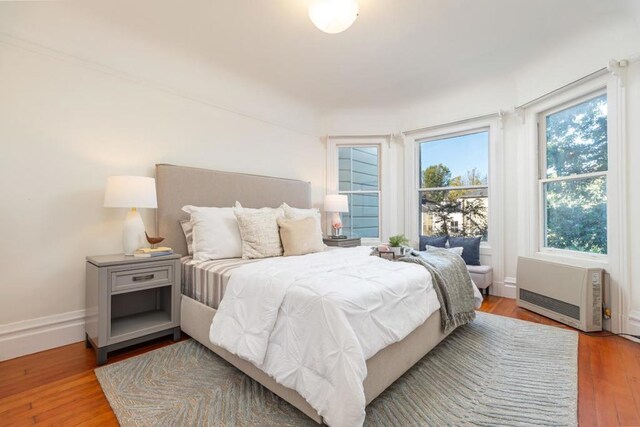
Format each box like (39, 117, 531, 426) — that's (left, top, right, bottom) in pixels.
(172, 327, 181, 341)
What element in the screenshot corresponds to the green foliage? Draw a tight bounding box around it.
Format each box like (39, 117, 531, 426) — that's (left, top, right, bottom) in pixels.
(422, 164, 451, 188)
(422, 164, 451, 204)
(545, 177, 607, 254)
(421, 164, 488, 239)
(388, 234, 410, 247)
(546, 95, 607, 178)
(544, 94, 608, 254)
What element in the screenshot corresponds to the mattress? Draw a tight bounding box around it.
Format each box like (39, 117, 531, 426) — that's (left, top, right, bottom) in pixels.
(181, 256, 257, 309)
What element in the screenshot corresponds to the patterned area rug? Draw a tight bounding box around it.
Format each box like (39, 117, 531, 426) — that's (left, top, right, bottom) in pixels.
(95, 312, 578, 426)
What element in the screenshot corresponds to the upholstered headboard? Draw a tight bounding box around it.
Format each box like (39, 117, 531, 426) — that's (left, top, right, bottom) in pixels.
(155, 164, 312, 257)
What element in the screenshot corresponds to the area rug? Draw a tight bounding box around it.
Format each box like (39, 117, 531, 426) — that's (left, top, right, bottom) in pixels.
(95, 312, 578, 426)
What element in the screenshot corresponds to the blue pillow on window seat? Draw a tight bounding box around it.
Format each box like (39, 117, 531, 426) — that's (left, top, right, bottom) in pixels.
(448, 236, 481, 266)
(419, 235, 448, 251)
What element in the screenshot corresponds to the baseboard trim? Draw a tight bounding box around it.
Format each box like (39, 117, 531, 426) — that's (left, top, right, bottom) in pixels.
(0, 310, 86, 361)
(499, 277, 517, 299)
(627, 310, 640, 337)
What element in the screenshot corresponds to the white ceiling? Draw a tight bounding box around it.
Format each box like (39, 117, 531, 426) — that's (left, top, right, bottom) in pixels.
(1, 0, 637, 110)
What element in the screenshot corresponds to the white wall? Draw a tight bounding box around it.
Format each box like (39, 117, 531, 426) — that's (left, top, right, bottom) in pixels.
(0, 40, 325, 359)
(625, 61, 640, 334)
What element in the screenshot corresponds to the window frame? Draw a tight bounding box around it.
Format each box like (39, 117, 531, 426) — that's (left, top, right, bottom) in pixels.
(404, 118, 501, 255)
(417, 127, 491, 241)
(326, 136, 390, 244)
(527, 87, 615, 264)
(536, 88, 609, 260)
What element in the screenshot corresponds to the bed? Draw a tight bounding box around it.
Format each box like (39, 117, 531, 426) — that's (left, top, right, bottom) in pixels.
(155, 164, 462, 425)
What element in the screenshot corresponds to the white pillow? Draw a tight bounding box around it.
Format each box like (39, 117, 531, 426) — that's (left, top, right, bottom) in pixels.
(179, 220, 194, 257)
(281, 203, 322, 236)
(448, 246, 464, 256)
(425, 245, 464, 257)
(182, 205, 242, 261)
(234, 201, 284, 217)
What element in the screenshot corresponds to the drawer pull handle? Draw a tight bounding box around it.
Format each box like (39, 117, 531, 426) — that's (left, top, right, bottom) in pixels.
(132, 274, 155, 282)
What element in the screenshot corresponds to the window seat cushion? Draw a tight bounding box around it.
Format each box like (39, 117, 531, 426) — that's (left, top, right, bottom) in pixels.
(467, 264, 493, 289)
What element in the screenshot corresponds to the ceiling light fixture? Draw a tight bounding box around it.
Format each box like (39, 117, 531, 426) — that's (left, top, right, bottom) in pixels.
(308, 0, 359, 34)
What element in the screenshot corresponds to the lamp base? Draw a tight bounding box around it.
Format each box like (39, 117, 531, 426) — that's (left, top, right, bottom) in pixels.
(123, 208, 146, 255)
(331, 212, 343, 237)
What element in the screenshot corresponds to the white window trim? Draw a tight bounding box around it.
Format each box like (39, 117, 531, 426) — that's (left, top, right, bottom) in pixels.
(326, 136, 391, 245)
(536, 88, 609, 260)
(520, 72, 628, 333)
(403, 117, 504, 294)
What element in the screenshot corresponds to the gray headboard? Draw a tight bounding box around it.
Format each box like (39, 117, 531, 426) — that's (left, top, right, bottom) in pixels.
(155, 164, 312, 257)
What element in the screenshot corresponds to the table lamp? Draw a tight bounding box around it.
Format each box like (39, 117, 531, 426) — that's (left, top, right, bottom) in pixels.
(104, 176, 158, 255)
(324, 194, 349, 238)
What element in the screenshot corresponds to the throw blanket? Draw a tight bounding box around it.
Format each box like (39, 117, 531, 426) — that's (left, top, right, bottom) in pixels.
(399, 248, 477, 334)
(209, 246, 441, 427)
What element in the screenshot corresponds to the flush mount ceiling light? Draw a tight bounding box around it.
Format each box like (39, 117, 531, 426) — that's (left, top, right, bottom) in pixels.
(308, 0, 359, 34)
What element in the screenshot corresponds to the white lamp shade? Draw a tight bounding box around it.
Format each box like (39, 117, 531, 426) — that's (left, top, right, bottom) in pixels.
(104, 176, 158, 209)
(309, 0, 359, 34)
(324, 194, 349, 213)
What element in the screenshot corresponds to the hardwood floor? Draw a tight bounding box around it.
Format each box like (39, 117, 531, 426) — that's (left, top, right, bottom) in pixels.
(1, 296, 638, 426)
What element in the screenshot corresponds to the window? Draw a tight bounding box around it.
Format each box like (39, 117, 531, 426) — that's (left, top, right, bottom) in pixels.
(539, 92, 608, 255)
(418, 130, 489, 240)
(338, 146, 380, 238)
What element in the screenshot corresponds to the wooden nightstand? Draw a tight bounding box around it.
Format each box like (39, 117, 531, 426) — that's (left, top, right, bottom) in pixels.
(85, 253, 182, 365)
(323, 237, 362, 248)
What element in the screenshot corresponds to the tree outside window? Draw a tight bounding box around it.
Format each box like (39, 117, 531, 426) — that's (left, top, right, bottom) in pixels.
(541, 93, 607, 254)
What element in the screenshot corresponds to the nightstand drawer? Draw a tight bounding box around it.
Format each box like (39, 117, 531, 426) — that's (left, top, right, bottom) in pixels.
(110, 264, 174, 294)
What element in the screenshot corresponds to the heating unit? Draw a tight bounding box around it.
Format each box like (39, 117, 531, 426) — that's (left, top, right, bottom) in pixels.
(516, 256, 603, 332)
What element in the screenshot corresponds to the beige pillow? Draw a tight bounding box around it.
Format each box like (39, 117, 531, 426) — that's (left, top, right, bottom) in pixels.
(277, 217, 325, 257)
(234, 209, 284, 259)
(281, 203, 322, 236)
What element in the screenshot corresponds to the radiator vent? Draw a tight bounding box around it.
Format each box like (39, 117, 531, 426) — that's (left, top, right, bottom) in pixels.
(519, 288, 580, 320)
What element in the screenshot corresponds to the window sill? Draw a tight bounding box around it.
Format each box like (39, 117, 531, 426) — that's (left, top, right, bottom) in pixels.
(361, 238, 382, 246)
(535, 249, 609, 266)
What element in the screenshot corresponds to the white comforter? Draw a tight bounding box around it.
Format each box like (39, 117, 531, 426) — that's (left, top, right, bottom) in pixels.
(209, 246, 441, 427)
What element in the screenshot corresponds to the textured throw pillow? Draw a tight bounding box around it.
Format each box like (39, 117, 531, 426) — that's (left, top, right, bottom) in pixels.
(179, 219, 194, 256)
(448, 236, 482, 266)
(181, 205, 242, 261)
(277, 217, 324, 257)
(235, 209, 284, 259)
(281, 203, 322, 236)
(419, 235, 448, 251)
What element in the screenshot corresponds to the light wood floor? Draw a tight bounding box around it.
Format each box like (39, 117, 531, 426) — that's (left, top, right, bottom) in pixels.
(1, 296, 638, 426)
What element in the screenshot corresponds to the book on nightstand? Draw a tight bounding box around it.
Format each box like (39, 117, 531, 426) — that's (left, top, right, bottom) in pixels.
(133, 247, 174, 258)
